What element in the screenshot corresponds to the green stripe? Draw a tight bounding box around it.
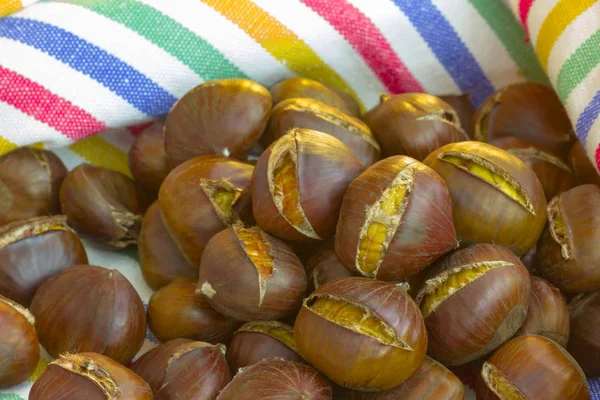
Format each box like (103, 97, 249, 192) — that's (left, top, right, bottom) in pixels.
(556, 30, 600, 102)
(52, 0, 247, 81)
(467, 0, 549, 85)
(0, 395, 25, 400)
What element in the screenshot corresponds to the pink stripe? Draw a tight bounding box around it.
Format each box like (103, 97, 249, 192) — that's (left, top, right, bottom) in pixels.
(596, 143, 600, 171)
(301, 0, 424, 93)
(0, 66, 106, 140)
(519, 0, 535, 31)
(126, 121, 154, 137)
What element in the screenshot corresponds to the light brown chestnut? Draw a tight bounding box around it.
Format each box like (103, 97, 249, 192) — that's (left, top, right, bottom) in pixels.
(0, 215, 88, 306)
(0, 147, 67, 225)
(132, 338, 231, 399)
(440, 93, 475, 138)
(148, 276, 238, 344)
(158, 155, 254, 268)
(59, 164, 142, 248)
(568, 291, 600, 376)
(252, 128, 365, 241)
(128, 120, 170, 196)
(568, 141, 600, 186)
(198, 224, 307, 321)
(29, 352, 152, 400)
(305, 242, 355, 293)
(30, 265, 146, 364)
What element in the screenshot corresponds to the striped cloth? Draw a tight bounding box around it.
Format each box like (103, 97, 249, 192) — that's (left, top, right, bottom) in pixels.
(0, 1, 598, 399)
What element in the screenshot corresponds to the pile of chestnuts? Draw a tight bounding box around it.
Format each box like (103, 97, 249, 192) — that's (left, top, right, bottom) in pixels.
(0, 77, 598, 400)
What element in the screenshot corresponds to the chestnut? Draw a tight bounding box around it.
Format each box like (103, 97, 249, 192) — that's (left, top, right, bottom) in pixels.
(132, 338, 231, 399)
(59, 164, 142, 249)
(0, 215, 88, 306)
(423, 141, 547, 256)
(568, 140, 600, 186)
(491, 136, 575, 201)
(30, 265, 146, 364)
(252, 128, 365, 241)
(198, 224, 307, 321)
(0, 295, 39, 388)
(261, 98, 380, 165)
(0, 147, 67, 225)
(361, 94, 389, 129)
(335, 155, 457, 281)
(473, 82, 575, 157)
(536, 184, 600, 293)
(139, 202, 196, 290)
(30, 352, 152, 399)
(226, 321, 303, 372)
(148, 276, 238, 344)
(326, 84, 362, 118)
(348, 356, 465, 400)
(305, 242, 355, 293)
(440, 93, 475, 138)
(476, 335, 590, 400)
(515, 276, 570, 347)
(369, 93, 467, 161)
(294, 277, 427, 391)
(128, 120, 170, 196)
(415, 244, 530, 366)
(217, 358, 332, 400)
(164, 79, 271, 167)
(568, 291, 600, 376)
(158, 155, 253, 267)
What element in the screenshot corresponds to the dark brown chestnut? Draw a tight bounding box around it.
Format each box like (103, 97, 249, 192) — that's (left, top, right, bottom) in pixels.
(294, 277, 427, 391)
(198, 224, 307, 321)
(59, 164, 142, 248)
(440, 93, 475, 138)
(568, 291, 600, 376)
(305, 242, 355, 293)
(424, 141, 547, 256)
(568, 140, 600, 186)
(0, 295, 39, 388)
(476, 335, 590, 400)
(158, 155, 254, 268)
(132, 338, 231, 399)
(252, 128, 365, 241)
(30, 265, 146, 364)
(148, 276, 238, 344)
(335, 155, 457, 281)
(416, 244, 530, 366)
(128, 120, 170, 196)
(536, 184, 600, 293)
(0, 215, 88, 306)
(0, 147, 67, 225)
(30, 352, 152, 400)
(164, 79, 271, 167)
(226, 321, 303, 373)
(217, 358, 332, 400)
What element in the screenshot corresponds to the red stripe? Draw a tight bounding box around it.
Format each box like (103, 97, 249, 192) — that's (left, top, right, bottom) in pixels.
(519, 0, 535, 32)
(301, 0, 424, 94)
(595, 143, 600, 172)
(126, 121, 154, 137)
(0, 66, 106, 140)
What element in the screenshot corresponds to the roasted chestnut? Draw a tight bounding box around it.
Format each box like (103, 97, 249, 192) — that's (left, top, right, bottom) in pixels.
(424, 141, 547, 256)
(226, 321, 303, 372)
(335, 155, 457, 281)
(305, 242, 355, 293)
(198, 224, 307, 321)
(515, 276, 569, 347)
(536, 184, 600, 293)
(30, 265, 146, 364)
(0, 295, 39, 388)
(369, 93, 467, 161)
(128, 120, 170, 196)
(294, 277, 427, 391)
(164, 79, 271, 167)
(440, 93, 475, 138)
(416, 244, 530, 366)
(158, 155, 253, 267)
(568, 141, 600, 186)
(252, 128, 365, 241)
(148, 276, 238, 344)
(59, 164, 142, 248)
(476, 335, 590, 400)
(568, 291, 600, 376)
(0, 215, 88, 306)
(0, 147, 67, 225)
(473, 83, 575, 157)
(261, 98, 380, 165)
(30, 352, 152, 399)
(217, 358, 332, 400)
(132, 338, 231, 399)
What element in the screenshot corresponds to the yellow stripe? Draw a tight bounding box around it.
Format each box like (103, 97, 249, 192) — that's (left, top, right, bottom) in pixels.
(0, 136, 18, 154)
(28, 142, 45, 150)
(28, 357, 50, 382)
(0, 0, 22, 18)
(535, 0, 596, 70)
(202, 0, 365, 111)
(69, 135, 132, 178)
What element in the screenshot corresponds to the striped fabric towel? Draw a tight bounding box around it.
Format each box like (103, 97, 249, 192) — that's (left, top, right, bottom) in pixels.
(0, 1, 598, 399)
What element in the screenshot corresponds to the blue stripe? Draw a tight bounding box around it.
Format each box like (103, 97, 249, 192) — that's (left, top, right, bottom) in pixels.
(391, 0, 495, 106)
(575, 90, 600, 145)
(0, 17, 177, 117)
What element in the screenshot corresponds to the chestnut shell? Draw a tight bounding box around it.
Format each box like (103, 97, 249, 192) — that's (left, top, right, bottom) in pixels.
(568, 291, 600, 377)
(128, 121, 170, 196)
